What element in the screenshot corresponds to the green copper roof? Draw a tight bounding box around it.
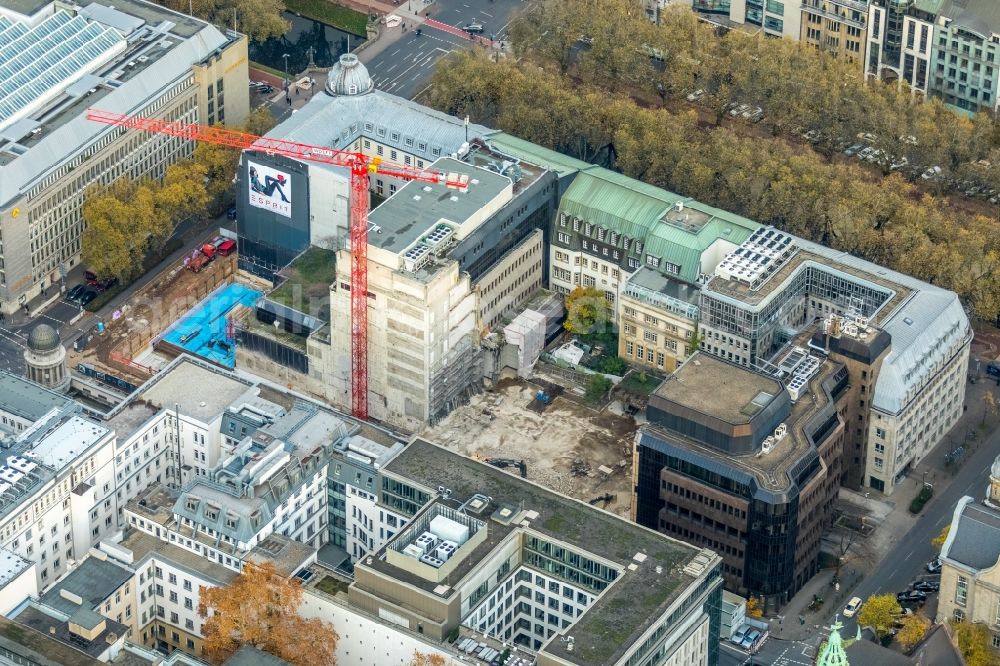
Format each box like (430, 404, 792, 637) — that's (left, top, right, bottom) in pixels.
(818, 621, 851, 666)
(486, 133, 591, 177)
(559, 167, 760, 282)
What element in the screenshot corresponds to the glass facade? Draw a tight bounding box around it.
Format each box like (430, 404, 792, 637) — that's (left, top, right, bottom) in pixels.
(523, 535, 618, 594)
(701, 262, 893, 364)
(379, 477, 430, 517)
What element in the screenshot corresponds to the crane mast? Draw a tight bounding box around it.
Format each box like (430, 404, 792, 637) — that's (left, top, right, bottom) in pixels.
(85, 109, 469, 420)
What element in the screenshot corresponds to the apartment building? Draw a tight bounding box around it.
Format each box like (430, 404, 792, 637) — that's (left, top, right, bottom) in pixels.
(928, 0, 1000, 113)
(0, 0, 248, 313)
(939, 466, 1000, 645)
(697, 226, 969, 495)
(618, 267, 701, 373)
(549, 168, 759, 322)
(635, 351, 845, 606)
(800, 0, 869, 62)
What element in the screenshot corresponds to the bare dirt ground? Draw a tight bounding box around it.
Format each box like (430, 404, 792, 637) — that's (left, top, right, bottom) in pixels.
(421, 378, 638, 517)
(69, 256, 236, 382)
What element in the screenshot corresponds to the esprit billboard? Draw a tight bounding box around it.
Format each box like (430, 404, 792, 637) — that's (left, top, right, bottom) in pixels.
(248, 160, 292, 218)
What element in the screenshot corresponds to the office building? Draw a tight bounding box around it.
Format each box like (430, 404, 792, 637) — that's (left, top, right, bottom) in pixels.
(938, 457, 1000, 640)
(928, 0, 1000, 113)
(549, 170, 759, 321)
(0, 374, 117, 592)
(352, 438, 724, 666)
(0, 0, 248, 313)
(865, 0, 936, 92)
(697, 226, 969, 495)
(618, 267, 701, 373)
(634, 351, 845, 605)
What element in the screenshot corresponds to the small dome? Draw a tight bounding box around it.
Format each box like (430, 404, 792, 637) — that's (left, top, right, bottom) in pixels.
(27, 324, 60, 353)
(325, 53, 374, 97)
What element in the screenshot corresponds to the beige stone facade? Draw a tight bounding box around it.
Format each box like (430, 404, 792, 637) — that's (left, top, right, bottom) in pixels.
(800, 0, 868, 64)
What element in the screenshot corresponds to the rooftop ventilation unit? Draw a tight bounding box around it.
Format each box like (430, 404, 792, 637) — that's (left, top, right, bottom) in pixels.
(414, 532, 438, 554)
(419, 554, 444, 568)
(435, 541, 458, 561)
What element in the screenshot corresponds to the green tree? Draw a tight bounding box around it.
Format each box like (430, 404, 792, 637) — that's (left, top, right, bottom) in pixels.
(155, 0, 288, 41)
(585, 373, 612, 402)
(564, 286, 610, 335)
(896, 613, 930, 652)
(82, 179, 160, 281)
(857, 594, 901, 641)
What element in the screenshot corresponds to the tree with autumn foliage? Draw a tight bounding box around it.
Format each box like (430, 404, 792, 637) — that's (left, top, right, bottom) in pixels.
(199, 561, 339, 666)
(745, 596, 763, 618)
(410, 651, 447, 666)
(564, 286, 611, 335)
(896, 613, 930, 652)
(932, 524, 950, 551)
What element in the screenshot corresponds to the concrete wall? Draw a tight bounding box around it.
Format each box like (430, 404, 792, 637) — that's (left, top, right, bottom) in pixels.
(299, 588, 460, 666)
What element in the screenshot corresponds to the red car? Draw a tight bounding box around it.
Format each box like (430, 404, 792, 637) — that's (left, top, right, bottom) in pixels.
(216, 239, 237, 256)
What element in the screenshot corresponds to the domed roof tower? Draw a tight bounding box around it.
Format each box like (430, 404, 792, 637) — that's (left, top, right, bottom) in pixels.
(24, 323, 69, 392)
(325, 53, 374, 97)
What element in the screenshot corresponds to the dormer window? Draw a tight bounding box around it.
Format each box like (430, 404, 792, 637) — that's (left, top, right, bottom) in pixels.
(204, 504, 219, 521)
(185, 497, 199, 513)
(225, 514, 239, 530)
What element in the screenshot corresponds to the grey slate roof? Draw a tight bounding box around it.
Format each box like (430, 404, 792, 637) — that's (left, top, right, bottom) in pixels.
(264, 88, 494, 172)
(845, 633, 915, 665)
(39, 556, 132, 615)
(940, 0, 1000, 38)
(943, 498, 1000, 570)
(0, 372, 71, 421)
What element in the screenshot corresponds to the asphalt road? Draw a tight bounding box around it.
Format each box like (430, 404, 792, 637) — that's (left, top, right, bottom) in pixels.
(365, 0, 527, 99)
(833, 420, 999, 636)
(719, 636, 816, 666)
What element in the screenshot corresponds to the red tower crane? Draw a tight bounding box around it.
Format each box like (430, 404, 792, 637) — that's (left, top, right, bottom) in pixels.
(85, 109, 470, 420)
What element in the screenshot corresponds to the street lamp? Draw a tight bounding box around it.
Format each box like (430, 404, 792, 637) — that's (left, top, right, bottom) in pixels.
(281, 53, 291, 90)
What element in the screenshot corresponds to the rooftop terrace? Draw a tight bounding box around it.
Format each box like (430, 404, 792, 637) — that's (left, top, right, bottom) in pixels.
(382, 439, 708, 666)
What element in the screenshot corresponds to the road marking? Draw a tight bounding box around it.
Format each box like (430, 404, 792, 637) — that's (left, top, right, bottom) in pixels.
(903, 550, 913, 561)
(481, 11, 493, 17)
(390, 48, 401, 56)
(386, 63, 398, 72)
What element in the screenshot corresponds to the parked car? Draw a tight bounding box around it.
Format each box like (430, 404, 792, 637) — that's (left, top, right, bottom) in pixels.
(78, 290, 98, 306)
(897, 590, 928, 603)
(843, 596, 863, 618)
(890, 156, 909, 171)
(741, 629, 761, 650)
(927, 557, 942, 573)
(729, 103, 751, 117)
(913, 580, 939, 592)
(743, 106, 764, 122)
(857, 146, 876, 161)
(803, 129, 821, 143)
(857, 132, 878, 144)
(921, 166, 943, 180)
(731, 626, 748, 645)
(844, 143, 864, 157)
(686, 89, 705, 102)
(67, 284, 86, 301)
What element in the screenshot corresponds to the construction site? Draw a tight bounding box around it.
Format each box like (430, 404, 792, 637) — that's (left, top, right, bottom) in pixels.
(421, 378, 639, 518)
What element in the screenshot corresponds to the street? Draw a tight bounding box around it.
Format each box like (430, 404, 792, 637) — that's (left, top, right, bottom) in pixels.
(833, 413, 999, 636)
(363, 0, 526, 99)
